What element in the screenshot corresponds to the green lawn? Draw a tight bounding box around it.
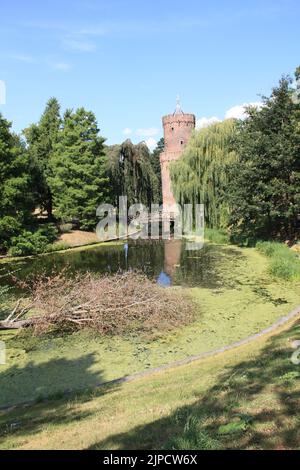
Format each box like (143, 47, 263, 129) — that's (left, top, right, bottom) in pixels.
(1, 244, 300, 408)
(0, 314, 299, 449)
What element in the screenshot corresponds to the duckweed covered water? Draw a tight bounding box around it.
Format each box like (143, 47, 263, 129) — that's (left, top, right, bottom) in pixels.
(1, 240, 300, 407)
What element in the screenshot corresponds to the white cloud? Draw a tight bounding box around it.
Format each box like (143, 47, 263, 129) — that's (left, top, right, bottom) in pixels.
(77, 26, 107, 36)
(63, 37, 96, 52)
(225, 102, 263, 120)
(196, 116, 221, 129)
(144, 137, 157, 150)
(9, 54, 35, 63)
(135, 127, 159, 137)
(195, 102, 264, 130)
(122, 127, 132, 135)
(51, 62, 72, 71)
(9, 54, 72, 71)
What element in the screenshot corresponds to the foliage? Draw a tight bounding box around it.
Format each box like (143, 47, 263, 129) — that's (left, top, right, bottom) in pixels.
(106, 139, 161, 207)
(58, 223, 73, 234)
(0, 114, 34, 251)
(8, 224, 58, 256)
(48, 108, 109, 230)
(256, 240, 300, 280)
(23, 98, 61, 218)
(46, 241, 71, 253)
(150, 137, 164, 203)
(170, 120, 237, 228)
(227, 70, 300, 242)
(204, 227, 230, 244)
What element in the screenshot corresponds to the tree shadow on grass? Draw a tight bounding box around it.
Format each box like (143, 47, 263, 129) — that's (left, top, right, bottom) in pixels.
(0, 351, 109, 408)
(88, 319, 300, 450)
(0, 352, 120, 446)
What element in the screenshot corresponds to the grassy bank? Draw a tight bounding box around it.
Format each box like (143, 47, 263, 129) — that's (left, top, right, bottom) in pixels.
(0, 314, 299, 449)
(256, 241, 300, 280)
(0, 240, 124, 264)
(205, 228, 300, 281)
(204, 227, 230, 245)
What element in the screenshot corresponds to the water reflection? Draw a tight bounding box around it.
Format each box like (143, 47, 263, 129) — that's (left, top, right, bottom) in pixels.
(164, 239, 182, 277)
(3, 239, 242, 289)
(157, 239, 182, 286)
(124, 243, 129, 270)
(157, 271, 171, 287)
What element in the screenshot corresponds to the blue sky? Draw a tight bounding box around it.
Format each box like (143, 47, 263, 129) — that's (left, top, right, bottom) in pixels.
(0, 0, 299, 148)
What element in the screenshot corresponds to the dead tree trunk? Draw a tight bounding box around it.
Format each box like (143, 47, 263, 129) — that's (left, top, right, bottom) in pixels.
(0, 300, 35, 330)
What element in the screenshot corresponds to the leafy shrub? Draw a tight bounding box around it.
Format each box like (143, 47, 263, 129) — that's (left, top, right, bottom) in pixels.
(58, 223, 73, 234)
(8, 224, 58, 256)
(0, 216, 22, 251)
(46, 242, 71, 253)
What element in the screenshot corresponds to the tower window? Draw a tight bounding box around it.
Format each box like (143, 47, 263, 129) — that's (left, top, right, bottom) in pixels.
(180, 140, 184, 145)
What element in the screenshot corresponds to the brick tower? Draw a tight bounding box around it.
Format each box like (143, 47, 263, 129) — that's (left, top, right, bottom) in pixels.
(160, 98, 195, 209)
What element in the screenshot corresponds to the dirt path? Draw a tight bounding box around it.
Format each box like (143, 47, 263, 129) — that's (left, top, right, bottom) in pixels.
(57, 230, 99, 247)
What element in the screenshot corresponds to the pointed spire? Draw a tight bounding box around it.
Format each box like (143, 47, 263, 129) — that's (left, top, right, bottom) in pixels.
(174, 95, 184, 115)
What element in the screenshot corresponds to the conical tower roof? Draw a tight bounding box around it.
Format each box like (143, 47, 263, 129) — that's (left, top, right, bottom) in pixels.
(173, 95, 184, 115)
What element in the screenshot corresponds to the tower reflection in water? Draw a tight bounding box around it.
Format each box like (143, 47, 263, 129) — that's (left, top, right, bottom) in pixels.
(157, 239, 182, 287)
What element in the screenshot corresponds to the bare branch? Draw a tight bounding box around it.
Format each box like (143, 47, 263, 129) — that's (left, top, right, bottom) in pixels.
(5, 271, 194, 337)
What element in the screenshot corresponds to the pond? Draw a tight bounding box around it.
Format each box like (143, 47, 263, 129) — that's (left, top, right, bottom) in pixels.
(1, 239, 300, 407)
(3, 239, 243, 290)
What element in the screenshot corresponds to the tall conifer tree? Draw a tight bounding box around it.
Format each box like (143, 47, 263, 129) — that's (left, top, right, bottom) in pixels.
(0, 114, 33, 249)
(49, 108, 109, 229)
(24, 97, 61, 218)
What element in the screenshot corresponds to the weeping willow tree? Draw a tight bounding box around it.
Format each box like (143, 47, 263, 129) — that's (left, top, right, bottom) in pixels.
(170, 119, 237, 228)
(106, 139, 161, 207)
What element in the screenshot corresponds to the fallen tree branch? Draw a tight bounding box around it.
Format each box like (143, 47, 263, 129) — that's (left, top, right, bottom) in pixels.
(4, 271, 194, 337)
(0, 318, 36, 330)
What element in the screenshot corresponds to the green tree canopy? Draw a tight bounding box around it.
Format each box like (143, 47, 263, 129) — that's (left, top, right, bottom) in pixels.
(23, 97, 61, 217)
(48, 107, 109, 230)
(227, 71, 300, 242)
(170, 120, 237, 228)
(106, 139, 161, 207)
(150, 137, 164, 203)
(0, 114, 34, 249)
